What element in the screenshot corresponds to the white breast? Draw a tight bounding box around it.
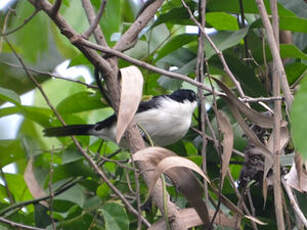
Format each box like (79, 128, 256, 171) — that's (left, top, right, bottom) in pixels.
(134, 98, 197, 146)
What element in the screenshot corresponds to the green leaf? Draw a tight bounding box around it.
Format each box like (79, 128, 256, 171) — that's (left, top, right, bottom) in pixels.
(222, 53, 267, 97)
(101, 202, 129, 230)
(207, 0, 295, 16)
(291, 74, 307, 159)
(100, 0, 121, 45)
(155, 34, 196, 62)
(205, 28, 248, 59)
(34, 204, 52, 228)
(279, 44, 307, 60)
(2, 173, 33, 202)
(153, 5, 191, 27)
(0, 140, 25, 167)
(252, 16, 307, 33)
(55, 184, 85, 208)
(0, 87, 21, 105)
(252, 44, 307, 64)
(10, 1, 49, 63)
(147, 24, 170, 54)
(0, 106, 52, 127)
(96, 183, 111, 200)
(286, 62, 307, 85)
(280, 16, 307, 33)
(56, 91, 107, 114)
(206, 12, 239, 31)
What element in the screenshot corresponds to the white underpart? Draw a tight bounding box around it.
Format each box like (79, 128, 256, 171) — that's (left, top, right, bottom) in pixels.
(95, 98, 197, 147)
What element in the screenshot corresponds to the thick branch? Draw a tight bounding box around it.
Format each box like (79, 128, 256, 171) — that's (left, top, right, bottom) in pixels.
(270, 1, 285, 229)
(255, 0, 293, 108)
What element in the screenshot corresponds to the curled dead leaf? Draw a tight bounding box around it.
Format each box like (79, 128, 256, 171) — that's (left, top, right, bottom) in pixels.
(116, 66, 144, 143)
(213, 78, 287, 128)
(134, 147, 210, 226)
(217, 110, 234, 187)
(24, 158, 48, 207)
(244, 215, 267, 225)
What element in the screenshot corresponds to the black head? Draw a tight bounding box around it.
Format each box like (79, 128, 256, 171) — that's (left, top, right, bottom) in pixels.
(168, 89, 197, 103)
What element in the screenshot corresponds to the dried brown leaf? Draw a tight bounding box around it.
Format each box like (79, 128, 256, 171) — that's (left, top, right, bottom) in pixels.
(263, 127, 290, 202)
(24, 158, 48, 207)
(214, 78, 287, 128)
(226, 99, 272, 158)
(147, 156, 210, 195)
(133, 146, 175, 165)
(134, 147, 210, 225)
(149, 208, 237, 229)
(244, 215, 268, 225)
(285, 161, 307, 192)
(217, 110, 234, 186)
(116, 66, 144, 143)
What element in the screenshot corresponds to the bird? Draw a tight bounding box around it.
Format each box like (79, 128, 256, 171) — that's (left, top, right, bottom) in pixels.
(43, 89, 197, 147)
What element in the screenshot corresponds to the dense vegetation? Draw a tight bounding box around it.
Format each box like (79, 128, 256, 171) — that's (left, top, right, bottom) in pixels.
(0, 0, 306, 229)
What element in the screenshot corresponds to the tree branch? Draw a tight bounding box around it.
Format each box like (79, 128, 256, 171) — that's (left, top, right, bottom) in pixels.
(113, 0, 165, 52)
(181, 0, 247, 99)
(50, 0, 62, 16)
(82, 0, 106, 39)
(270, 1, 285, 229)
(0, 217, 44, 230)
(81, 0, 108, 46)
(255, 0, 293, 108)
(0, 9, 40, 36)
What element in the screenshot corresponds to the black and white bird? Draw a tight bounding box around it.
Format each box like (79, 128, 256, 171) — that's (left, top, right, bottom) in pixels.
(43, 89, 197, 147)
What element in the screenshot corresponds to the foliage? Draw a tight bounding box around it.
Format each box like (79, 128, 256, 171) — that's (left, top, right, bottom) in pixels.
(0, 0, 307, 229)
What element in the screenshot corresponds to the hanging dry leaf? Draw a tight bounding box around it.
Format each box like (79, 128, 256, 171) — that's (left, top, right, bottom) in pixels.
(147, 156, 210, 194)
(216, 110, 234, 187)
(116, 65, 144, 143)
(24, 158, 48, 207)
(134, 147, 210, 226)
(149, 208, 237, 229)
(244, 215, 268, 225)
(285, 161, 307, 192)
(133, 146, 175, 165)
(227, 99, 272, 158)
(262, 127, 290, 202)
(266, 127, 290, 153)
(213, 78, 287, 128)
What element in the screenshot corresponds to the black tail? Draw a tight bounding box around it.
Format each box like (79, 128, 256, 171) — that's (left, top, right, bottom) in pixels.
(43, 125, 95, 137)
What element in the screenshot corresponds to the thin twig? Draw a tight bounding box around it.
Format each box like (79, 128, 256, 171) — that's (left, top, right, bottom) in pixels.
(0, 168, 15, 204)
(238, 0, 250, 60)
(0, 217, 44, 230)
(48, 148, 56, 230)
(0, 177, 81, 216)
(81, 39, 218, 94)
(0, 9, 40, 36)
(83, 0, 106, 39)
(227, 170, 259, 230)
(181, 0, 247, 99)
(1, 61, 98, 89)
